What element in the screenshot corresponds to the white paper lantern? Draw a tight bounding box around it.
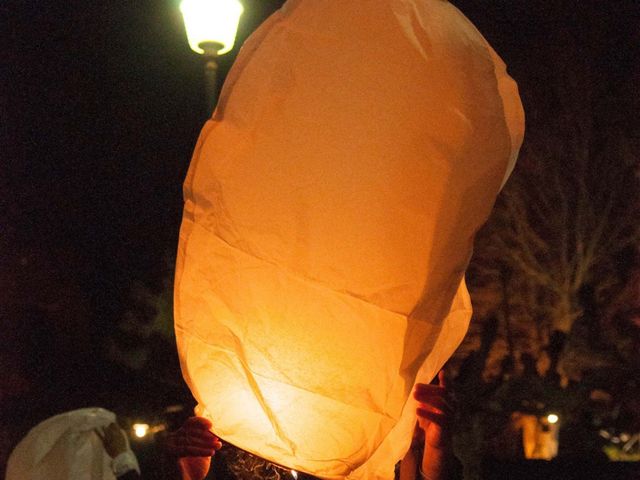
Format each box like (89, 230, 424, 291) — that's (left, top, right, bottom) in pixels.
(6, 408, 120, 480)
(175, 1, 524, 478)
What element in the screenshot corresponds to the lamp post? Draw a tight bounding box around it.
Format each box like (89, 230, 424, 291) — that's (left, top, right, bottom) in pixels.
(180, 0, 244, 113)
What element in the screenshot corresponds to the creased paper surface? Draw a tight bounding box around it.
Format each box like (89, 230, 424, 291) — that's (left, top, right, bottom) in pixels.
(175, 1, 524, 478)
(6, 408, 117, 480)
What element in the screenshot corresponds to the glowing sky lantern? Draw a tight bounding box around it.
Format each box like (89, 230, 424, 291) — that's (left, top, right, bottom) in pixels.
(174, 1, 524, 479)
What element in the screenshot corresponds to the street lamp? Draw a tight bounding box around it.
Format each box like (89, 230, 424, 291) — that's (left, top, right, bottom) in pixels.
(180, 0, 244, 112)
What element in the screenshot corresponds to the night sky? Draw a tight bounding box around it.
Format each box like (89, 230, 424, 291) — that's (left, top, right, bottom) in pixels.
(4, 0, 285, 294)
(2, 0, 639, 475)
(5, 1, 638, 294)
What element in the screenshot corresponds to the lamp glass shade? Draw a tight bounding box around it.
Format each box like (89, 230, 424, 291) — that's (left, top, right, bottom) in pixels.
(180, 0, 244, 55)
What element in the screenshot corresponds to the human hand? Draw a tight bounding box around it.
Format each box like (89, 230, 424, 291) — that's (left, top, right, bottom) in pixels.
(96, 422, 129, 458)
(414, 370, 454, 451)
(164, 417, 222, 480)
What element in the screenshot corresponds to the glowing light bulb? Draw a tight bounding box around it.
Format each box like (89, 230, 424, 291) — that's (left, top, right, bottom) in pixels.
(180, 0, 244, 55)
(546, 414, 559, 424)
(133, 423, 150, 438)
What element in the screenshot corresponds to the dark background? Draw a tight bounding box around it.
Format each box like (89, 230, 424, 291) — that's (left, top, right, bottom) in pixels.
(2, 0, 639, 478)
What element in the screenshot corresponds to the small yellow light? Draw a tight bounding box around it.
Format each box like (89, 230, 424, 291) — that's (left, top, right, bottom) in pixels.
(180, 0, 244, 55)
(133, 423, 150, 438)
(547, 414, 559, 424)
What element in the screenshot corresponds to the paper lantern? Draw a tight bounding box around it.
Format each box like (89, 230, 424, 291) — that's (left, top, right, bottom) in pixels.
(6, 408, 120, 480)
(174, 1, 524, 479)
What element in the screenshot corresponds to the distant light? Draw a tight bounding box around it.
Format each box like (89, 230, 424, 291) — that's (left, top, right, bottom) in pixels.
(133, 423, 150, 438)
(547, 414, 559, 424)
(620, 433, 630, 442)
(291, 470, 298, 479)
(180, 0, 244, 55)
(164, 404, 185, 413)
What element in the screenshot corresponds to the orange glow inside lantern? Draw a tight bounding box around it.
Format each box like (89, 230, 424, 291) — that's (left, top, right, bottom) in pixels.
(175, 1, 524, 479)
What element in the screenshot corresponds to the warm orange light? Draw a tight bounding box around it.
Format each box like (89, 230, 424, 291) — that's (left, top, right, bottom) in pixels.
(175, 1, 524, 478)
(133, 423, 150, 438)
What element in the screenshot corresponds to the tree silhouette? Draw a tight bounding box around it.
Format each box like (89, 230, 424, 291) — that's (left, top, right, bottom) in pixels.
(462, 10, 640, 381)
